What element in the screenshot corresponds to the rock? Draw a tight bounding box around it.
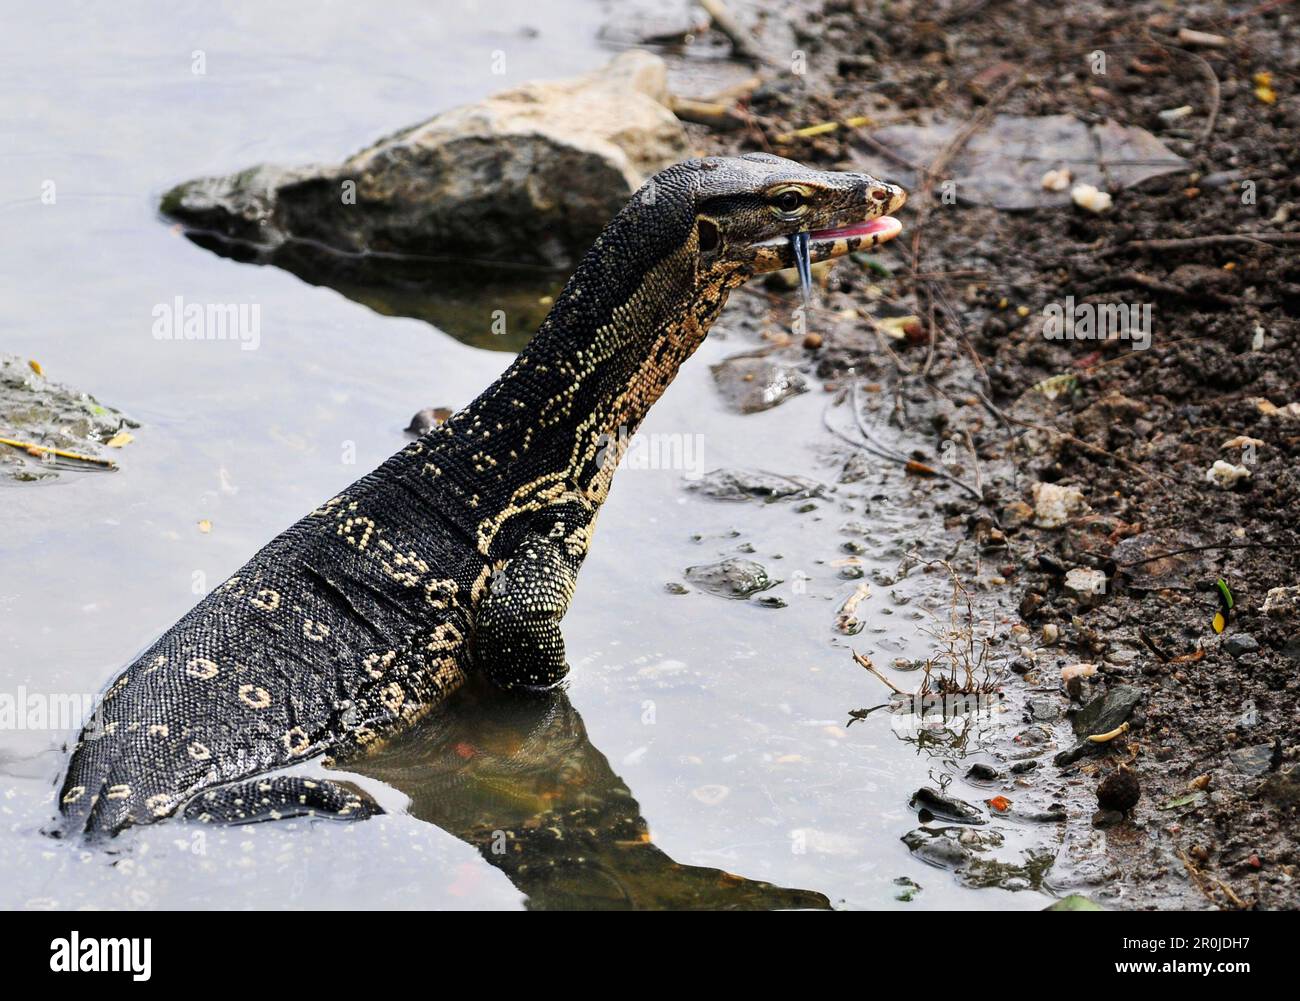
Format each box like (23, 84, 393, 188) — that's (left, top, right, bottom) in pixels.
(685, 468, 824, 502)
(1029, 698, 1060, 722)
(0, 354, 139, 483)
(1072, 685, 1142, 738)
(161, 52, 689, 274)
(1112, 529, 1207, 592)
(1002, 500, 1034, 526)
(1224, 633, 1260, 658)
(710, 355, 808, 413)
(1011, 759, 1039, 775)
(854, 114, 1186, 211)
(1031, 481, 1090, 529)
(1061, 662, 1098, 683)
(1064, 567, 1108, 605)
(966, 763, 1002, 782)
(910, 786, 987, 825)
(1228, 743, 1273, 777)
(1056, 685, 1142, 766)
(405, 406, 452, 435)
(1263, 585, 1300, 618)
(1071, 183, 1112, 214)
(901, 828, 973, 870)
(683, 558, 777, 599)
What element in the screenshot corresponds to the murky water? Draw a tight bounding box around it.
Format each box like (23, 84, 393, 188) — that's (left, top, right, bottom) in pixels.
(0, 1, 1051, 909)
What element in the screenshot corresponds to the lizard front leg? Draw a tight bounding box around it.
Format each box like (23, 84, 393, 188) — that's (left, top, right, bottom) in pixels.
(475, 530, 582, 690)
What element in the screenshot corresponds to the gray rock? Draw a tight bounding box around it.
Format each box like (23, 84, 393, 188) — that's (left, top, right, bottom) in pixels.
(686, 468, 824, 502)
(683, 558, 777, 599)
(1224, 633, 1260, 657)
(855, 114, 1187, 211)
(161, 52, 688, 274)
(1071, 685, 1143, 738)
(966, 763, 1002, 782)
(0, 354, 138, 483)
(1228, 743, 1273, 777)
(1056, 684, 1142, 767)
(709, 355, 808, 414)
(901, 828, 973, 870)
(910, 787, 987, 825)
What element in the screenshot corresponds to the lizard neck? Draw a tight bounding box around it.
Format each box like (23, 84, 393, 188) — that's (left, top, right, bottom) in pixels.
(442, 194, 739, 511)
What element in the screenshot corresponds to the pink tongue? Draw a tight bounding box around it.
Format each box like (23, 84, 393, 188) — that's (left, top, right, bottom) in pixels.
(811, 216, 898, 240)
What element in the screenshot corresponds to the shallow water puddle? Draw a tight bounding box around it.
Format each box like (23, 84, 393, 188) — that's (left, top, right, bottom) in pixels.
(0, 1, 1055, 909)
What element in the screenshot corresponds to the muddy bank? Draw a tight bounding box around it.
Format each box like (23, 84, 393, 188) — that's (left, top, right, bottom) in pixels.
(677, 0, 1298, 908)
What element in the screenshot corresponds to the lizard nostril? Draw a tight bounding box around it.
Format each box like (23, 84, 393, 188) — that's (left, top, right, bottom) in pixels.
(870, 188, 891, 202)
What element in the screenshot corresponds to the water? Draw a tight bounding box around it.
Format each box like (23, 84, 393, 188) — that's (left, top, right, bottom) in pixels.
(0, 1, 1051, 909)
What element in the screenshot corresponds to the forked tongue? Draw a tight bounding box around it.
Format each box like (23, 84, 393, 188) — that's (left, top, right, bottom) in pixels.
(790, 231, 813, 308)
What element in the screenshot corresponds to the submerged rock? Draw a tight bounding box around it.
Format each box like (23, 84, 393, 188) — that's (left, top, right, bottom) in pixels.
(686, 468, 825, 502)
(910, 787, 987, 825)
(0, 355, 137, 482)
(161, 52, 689, 275)
(710, 354, 808, 413)
(683, 558, 777, 599)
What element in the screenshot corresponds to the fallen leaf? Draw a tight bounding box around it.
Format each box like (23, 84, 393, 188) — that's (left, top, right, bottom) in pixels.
(197, 519, 212, 534)
(104, 431, 134, 448)
(1160, 791, 1205, 811)
(28, 359, 43, 376)
(988, 795, 1011, 812)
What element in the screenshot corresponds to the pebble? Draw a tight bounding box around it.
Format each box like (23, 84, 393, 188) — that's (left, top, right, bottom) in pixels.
(1224, 633, 1259, 657)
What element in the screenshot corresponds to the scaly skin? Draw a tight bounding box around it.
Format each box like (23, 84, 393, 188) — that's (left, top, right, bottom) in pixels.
(58, 153, 906, 836)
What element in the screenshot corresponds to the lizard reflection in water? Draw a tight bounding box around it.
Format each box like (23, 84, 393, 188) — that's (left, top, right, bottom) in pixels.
(346, 682, 831, 911)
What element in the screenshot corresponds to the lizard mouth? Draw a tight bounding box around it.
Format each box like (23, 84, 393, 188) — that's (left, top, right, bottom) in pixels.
(809, 216, 903, 245)
(749, 215, 904, 274)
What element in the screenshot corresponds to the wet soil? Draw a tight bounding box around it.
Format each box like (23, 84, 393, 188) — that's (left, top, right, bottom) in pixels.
(676, 0, 1299, 908)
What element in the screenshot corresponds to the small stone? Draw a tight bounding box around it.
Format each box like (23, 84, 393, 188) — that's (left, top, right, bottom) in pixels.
(909, 787, 986, 825)
(1224, 633, 1259, 657)
(802, 332, 823, 350)
(1031, 482, 1090, 529)
(1071, 183, 1113, 213)
(966, 763, 1002, 781)
(1262, 585, 1300, 618)
(1227, 743, 1273, 777)
(1064, 567, 1108, 605)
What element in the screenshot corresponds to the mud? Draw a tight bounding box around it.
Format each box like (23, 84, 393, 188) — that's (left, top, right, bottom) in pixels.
(673, 0, 1298, 909)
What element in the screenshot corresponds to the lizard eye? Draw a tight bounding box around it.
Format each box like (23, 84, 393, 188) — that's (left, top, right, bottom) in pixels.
(773, 189, 806, 213)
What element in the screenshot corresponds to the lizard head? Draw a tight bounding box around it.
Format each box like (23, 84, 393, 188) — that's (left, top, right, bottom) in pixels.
(685, 152, 907, 279)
